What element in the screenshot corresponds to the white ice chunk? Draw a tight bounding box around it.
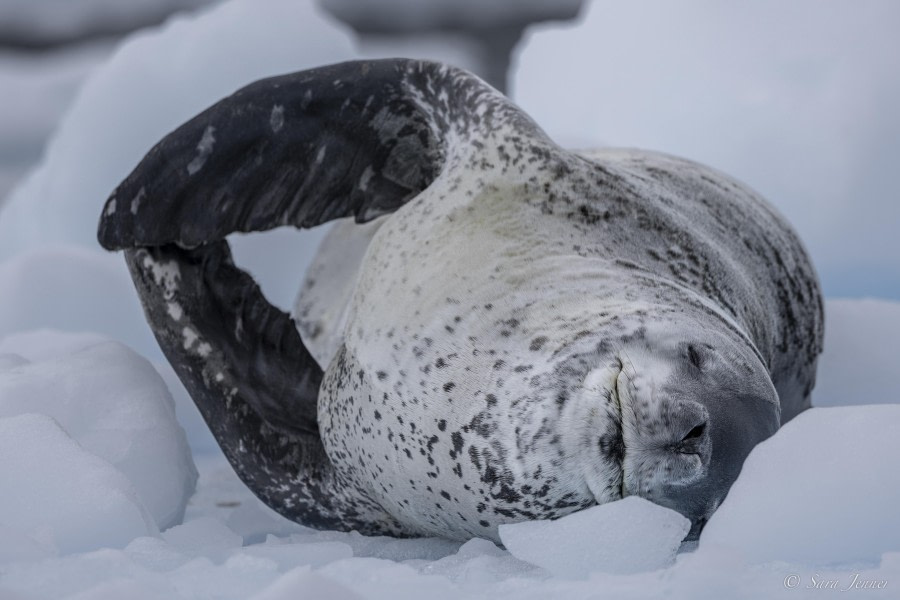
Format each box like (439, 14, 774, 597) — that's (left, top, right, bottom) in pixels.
(224, 500, 309, 545)
(424, 537, 537, 583)
(0, 414, 157, 556)
(499, 496, 690, 577)
(161, 517, 243, 556)
(250, 567, 362, 600)
(0, 336, 197, 530)
(699, 405, 900, 565)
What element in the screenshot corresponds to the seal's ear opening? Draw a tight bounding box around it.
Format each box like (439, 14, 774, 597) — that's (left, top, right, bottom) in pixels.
(96, 59, 532, 532)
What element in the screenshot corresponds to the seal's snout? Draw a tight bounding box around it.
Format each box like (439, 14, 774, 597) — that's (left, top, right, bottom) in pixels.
(619, 393, 712, 495)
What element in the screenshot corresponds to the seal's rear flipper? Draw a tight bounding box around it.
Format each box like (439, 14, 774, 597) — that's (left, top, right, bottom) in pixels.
(98, 59, 544, 533)
(124, 242, 402, 533)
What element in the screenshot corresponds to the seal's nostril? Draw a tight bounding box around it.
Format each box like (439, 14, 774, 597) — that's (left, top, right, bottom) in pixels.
(682, 422, 706, 443)
(676, 421, 707, 455)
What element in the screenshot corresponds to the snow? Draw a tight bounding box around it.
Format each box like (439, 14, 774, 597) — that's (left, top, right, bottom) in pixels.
(0, 42, 112, 204)
(0, 333, 197, 530)
(499, 496, 690, 577)
(814, 298, 900, 408)
(699, 405, 900, 565)
(0, 0, 513, 310)
(2, 403, 900, 598)
(321, 0, 583, 30)
(250, 568, 362, 600)
(0, 413, 158, 556)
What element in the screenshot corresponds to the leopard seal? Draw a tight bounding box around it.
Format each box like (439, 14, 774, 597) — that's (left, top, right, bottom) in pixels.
(97, 59, 823, 542)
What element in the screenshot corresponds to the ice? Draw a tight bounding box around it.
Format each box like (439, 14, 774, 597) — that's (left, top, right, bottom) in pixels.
(499, 496, 690, 578)
(698, 404, 900, 565)
(0, 414, 158, 556)
(0, 0, 898, 595)
(0, 333, 197, 531)
(2, 448, 898, 599)
(813, 299, 900, 408)
(145, 359, 219, 456)
(161, 517, 243, 558)
(66, 579, 172, 600)
(224, 501, 309, 546)
(0, 0, 212, 48)
(0, 353, 28, 371)
(423, 538, 536, 584)
(249, 567, 362, 600)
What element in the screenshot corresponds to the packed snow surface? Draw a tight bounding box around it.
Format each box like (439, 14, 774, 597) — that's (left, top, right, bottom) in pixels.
(0, 333, 197, 530)
(499, 496, 691, 577)
(0, 300, 897, 599)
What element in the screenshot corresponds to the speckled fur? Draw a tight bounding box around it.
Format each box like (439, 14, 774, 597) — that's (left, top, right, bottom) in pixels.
(100, 59, 823, 543)
(302, 76, 822, 541)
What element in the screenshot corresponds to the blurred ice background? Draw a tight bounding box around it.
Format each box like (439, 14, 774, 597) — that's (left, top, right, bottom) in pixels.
(0, 1, 898, 599)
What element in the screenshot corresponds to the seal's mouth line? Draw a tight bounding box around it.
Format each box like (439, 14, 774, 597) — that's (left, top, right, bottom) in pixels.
(613, 356, 628, 500)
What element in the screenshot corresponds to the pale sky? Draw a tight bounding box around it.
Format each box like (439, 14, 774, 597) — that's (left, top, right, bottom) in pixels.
(514, 0, 900, 300)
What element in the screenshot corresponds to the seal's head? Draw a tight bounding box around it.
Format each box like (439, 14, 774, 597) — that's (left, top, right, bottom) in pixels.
(568, 317, 780, 539)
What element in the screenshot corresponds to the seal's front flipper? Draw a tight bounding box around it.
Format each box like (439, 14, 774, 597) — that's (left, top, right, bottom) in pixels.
(98, 60, 446, 251)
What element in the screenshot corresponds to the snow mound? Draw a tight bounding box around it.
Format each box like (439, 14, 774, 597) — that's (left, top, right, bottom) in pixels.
(0, 334, 197, 531)
(699, 405, 900, 565)
(814, 298, 900, 407)
(499, 496, 690, 577)
(0, 413, 158, 556)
